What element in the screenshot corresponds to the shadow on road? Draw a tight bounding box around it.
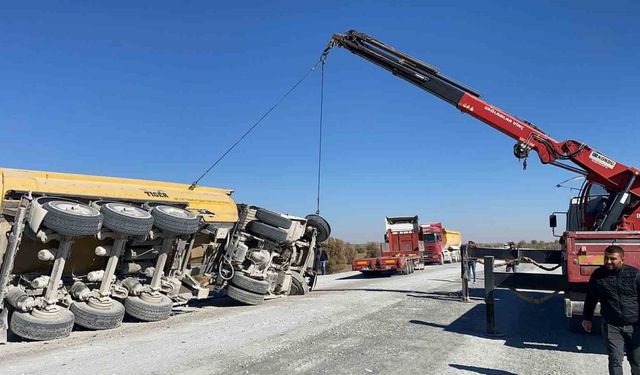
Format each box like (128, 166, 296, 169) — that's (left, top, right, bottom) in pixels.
(410, 287, 606, 355)
(449, 364, 517, 375)
(314, 287, 484, 302)
(335, 273, 394, 280)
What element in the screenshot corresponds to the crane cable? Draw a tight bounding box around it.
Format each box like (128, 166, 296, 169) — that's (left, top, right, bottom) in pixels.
(315, 60, 326, 214)
(188, 56, 328, 191)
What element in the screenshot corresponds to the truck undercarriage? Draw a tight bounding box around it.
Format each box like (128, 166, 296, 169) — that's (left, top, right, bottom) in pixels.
(0, 167, 330, 342)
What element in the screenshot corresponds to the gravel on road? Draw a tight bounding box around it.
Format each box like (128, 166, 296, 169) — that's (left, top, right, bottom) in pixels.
(0, 264, 622, 375)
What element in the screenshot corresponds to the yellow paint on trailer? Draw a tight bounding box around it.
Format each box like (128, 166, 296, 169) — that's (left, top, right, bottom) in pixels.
(578, 255, 604, 266)
(442, 228, 462, 248)
(0, 167, 238, 223)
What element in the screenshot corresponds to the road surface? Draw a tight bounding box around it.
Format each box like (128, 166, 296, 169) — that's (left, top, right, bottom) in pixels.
(0, 264, 622, 374)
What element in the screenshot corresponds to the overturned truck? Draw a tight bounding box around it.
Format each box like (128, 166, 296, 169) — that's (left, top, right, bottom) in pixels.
(0, 167, 329, 342)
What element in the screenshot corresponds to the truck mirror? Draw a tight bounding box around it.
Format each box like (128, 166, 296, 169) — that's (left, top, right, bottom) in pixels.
(549, 214, 557, 228)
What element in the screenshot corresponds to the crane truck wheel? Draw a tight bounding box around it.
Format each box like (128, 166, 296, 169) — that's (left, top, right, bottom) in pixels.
(255, 208, 292, 229)
(304, 214, 331, 242)
(247, 221, 289, 242)
(70, 300, 126, 330)
(289, 271, 309, 295)
(150, 205, 199, 235)
(101, 203, 154, 236)
(10, 308, 75, 341)
(226, 284, 265, 305)
(124, 294, 173, 322)
(231, 272, 270, 294)
(42, 200, 103, 237)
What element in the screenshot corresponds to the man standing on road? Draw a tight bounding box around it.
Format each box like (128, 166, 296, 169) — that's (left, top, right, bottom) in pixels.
(319, 247, 329, 275)
(583, 245, 640, 375)
(505, 242, 519, 273)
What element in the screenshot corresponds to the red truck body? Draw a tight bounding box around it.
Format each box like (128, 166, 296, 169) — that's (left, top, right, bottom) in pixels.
(422, 223, 463, 264)
(352, 216, 423, 274)
(422, 223, 445, 264)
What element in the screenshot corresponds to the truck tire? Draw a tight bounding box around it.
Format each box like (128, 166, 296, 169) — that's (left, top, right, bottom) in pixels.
(42, 201, 103, 237)
(305, 214, 331, 242)
(124, 294, 173, 322)
(256, 208, 292, 229)
(101, 203, 154, 236)
(151, 205, 199, 235)
(10, 308, 75, 341)
(70, 300, 125, 330)
(247, 221, 288, 242)
(289, 271, 309, 295)
(227, 284, 265, 305)
(231, 272, 270, 294)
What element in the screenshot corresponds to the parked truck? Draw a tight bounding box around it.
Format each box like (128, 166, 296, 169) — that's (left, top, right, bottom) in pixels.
(325, 29, 640, 328)
(422, 223, 462, 265)
(352, 216, 424, 275)
(0, 167, 330, 342)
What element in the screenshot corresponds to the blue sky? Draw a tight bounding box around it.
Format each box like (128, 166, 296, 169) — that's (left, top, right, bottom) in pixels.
(1, 2, 639, 243)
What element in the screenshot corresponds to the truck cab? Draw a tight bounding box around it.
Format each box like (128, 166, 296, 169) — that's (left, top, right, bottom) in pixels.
(422, 223, 461, 265)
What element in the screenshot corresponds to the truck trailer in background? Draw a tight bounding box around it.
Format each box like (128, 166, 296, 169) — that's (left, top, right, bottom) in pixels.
(351, 216, 424, 275)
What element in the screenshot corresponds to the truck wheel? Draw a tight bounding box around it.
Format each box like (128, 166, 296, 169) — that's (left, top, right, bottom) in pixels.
(305, 214, 331, 242)
(124, 294, 173, 322)
(231, 272, 270, 294)
(70, 300, 125, 330)
(151, 205, 199, 235)
(289, 271, 309, 295)
(402, 262, 410, 275)
(101, 203, 154, 236)
(247, 221, 288, 242)
(42, 201, 103, 237)
(10, 308, 75, 341)
(256, 208, 292, 229)
(227, 284, 265, 305)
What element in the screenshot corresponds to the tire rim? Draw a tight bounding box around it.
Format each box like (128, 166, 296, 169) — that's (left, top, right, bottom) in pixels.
(155, 205, 195, 219)
(49, 201, 99, 217)
(105, 203, 151, 219)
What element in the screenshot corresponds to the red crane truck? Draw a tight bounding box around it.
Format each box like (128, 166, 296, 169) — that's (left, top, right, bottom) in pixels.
(352, 216, 424, 275)
(326, 30, 640, 327)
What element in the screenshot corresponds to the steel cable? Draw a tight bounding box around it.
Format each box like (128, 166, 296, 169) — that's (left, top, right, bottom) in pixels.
(188, 58, 325, 190)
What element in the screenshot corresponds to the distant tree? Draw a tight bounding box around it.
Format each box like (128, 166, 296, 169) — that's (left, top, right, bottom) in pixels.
(364, 242, 380, 258)
(325, 237, 356, 273)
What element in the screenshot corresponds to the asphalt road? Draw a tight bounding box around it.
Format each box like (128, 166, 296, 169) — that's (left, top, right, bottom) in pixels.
(0, 264, 625, 374)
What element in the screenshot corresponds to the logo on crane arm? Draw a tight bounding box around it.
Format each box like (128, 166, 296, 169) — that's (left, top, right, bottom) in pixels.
(589, 151, 616, 170)
(483, 105, 524, 130)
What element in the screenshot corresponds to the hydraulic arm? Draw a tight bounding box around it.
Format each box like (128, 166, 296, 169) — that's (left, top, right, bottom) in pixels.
(326, 30, 640, 230)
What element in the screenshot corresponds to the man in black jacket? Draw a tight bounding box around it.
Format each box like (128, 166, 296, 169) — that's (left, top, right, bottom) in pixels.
(583, 245, 640, 375)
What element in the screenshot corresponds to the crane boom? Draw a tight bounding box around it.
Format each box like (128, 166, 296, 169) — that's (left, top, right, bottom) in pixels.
(326, 30, 640, 231)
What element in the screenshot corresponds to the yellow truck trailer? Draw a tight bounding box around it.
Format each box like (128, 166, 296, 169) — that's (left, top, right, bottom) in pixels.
(0, 167, 329, 342)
